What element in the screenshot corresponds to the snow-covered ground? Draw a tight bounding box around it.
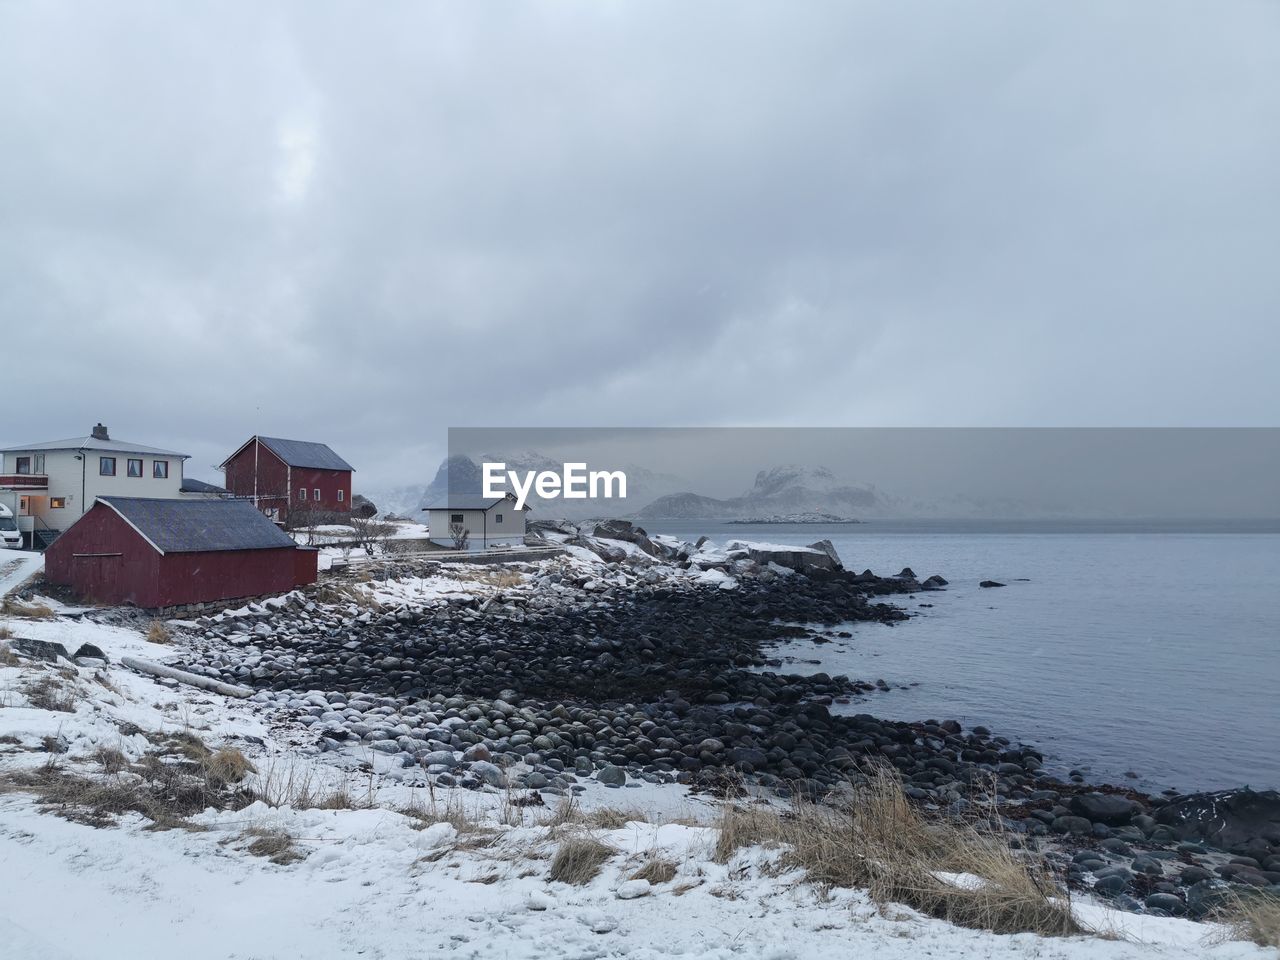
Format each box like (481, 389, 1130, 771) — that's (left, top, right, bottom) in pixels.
(0, 579, 1273, 959)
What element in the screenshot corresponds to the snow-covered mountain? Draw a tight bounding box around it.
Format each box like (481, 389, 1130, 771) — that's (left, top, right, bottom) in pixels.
(636, 465, 888, 520)
(634, 464, 1077, 520)
(412, 453, 690, 521)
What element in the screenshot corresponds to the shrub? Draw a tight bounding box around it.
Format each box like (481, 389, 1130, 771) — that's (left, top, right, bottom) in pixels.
(146, 620, 172, 644)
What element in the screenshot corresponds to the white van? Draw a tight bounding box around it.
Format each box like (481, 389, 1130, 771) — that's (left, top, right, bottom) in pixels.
(0, 504, 22, 550)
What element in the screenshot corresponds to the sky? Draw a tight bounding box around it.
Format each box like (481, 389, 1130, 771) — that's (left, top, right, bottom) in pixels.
(2, 1, 1278, 495)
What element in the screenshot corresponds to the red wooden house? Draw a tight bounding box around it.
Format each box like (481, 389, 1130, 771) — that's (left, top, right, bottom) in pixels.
(45, 497, 318, 609)
(220, 436, 354, 524)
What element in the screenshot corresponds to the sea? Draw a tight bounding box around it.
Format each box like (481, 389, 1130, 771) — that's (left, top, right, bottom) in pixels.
(638, 519, 1280, 795)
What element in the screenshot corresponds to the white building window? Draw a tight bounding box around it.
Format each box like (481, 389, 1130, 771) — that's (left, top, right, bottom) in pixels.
(15, 456, 31, 474)
(337, 489, 344, 502)
(313, 488, 321, 501)
(298, 488, 307, 500)
(50, 497, 66, 509)
(495, 513, 503, 523)
(127, 458, 143, 478)
(99, 456, 116, 476)
(451, 513, 463, 524)
(153, 460, 169, 479)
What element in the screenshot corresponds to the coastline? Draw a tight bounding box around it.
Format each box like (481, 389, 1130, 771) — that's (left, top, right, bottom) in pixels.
(6, 522, 1279, 923)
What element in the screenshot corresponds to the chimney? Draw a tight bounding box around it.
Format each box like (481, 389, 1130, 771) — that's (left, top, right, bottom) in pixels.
(91, 423, 110, 441)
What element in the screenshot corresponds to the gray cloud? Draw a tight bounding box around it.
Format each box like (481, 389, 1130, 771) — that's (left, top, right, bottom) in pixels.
(2, 1, 1277, 493)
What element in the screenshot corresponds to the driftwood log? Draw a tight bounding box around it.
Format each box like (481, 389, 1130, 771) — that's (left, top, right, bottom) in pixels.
(121, 657, 253, 699)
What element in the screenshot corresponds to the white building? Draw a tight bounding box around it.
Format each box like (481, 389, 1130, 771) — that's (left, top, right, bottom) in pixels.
(423, 493, 527, 549)
(0, 424, 189, 548)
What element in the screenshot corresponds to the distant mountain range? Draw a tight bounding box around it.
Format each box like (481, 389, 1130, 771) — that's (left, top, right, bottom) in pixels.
(636, 465, 885, 520)
(367, 458, 1081, 522)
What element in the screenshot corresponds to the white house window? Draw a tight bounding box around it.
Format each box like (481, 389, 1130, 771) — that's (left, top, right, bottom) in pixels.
(99, 457, 116, 476)
(35, 454, 44, 473)
(451, 513, 463, 524)
(127, 459, 143, 478)
(337, 490, 344, 502)
(50, 497, 67, 509)
(298, 488, 308, 500)
(495, 513, 503, 523)
(313, 488, 320, 501)
(15, 456, 31, 474)
(153, 460, 169, 479)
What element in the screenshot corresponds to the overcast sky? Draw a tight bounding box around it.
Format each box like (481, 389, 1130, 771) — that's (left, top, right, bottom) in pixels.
(2, 2, 1277, 493)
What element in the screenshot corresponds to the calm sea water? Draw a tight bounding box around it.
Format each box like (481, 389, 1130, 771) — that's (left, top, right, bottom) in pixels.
(640, 519, 1280, 794)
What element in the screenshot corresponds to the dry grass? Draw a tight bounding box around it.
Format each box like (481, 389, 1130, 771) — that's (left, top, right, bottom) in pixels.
(0, 625, 15, 642)
(548, 835, 616, 885)
(146, 620, 172, 644)
(1215, 890, 1280, 948)
(1, 600, 56, 620)
(630, 854, 678, 885)
(203, 747, 256, 785)
(715, 768, 1080, 937)
(95, 746, 128, 774)
(244, 827, 306, 865)
(313, 581, 383, 611)
(22, 675, 79, 712)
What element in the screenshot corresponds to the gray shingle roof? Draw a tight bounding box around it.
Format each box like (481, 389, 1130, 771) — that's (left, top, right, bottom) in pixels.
(179, 478, 228, 494)
(1, 436, 189, 457)
(422, 494, 521, 511)
(257, 437, 354, 471)
(99, 497, 299, 554)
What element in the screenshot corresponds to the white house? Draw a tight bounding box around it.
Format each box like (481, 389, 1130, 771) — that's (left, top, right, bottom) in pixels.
(0, 423, 189, 548)
(423, 493, 527, 549)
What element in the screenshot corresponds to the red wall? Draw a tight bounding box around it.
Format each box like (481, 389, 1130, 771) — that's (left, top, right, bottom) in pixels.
(45, 503, 318, 608)
(223, 439, 351, 522)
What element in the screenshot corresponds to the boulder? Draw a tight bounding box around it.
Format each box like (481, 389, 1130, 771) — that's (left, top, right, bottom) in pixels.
(592, 520, 666, 559)
(979, 580, 1006, 588)
(1069, 793, 1141, 827)
(8, 639, 71, 663)
(1154, 788, 1280, 849)
(725, 540, 841, 574)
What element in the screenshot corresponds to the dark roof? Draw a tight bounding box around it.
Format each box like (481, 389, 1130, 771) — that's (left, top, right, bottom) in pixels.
(99, 497, 299, 554)
(423, 493, 523, 511)
(257, 437, 354, 472)
(179, 478, 227, 494)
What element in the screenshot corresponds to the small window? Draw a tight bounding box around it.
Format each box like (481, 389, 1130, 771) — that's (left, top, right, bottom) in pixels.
(35, 454, 44, 473)
(153, 460, 169, 479)
(337, 489, 344, 502)
(313, 488, 321, 501)
(495, 513, 503, 523)
(450, 513, 464, 524)
(127, 458, 143, 477)
(298, 488, 307, 501)
(15, 456, 31, 474)
(99, 456, 116, 476)
(50, 497, 67, 509)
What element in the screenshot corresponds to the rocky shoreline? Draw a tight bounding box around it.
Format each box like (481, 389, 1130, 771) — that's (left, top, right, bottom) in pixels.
(154, 527, 1280, 919)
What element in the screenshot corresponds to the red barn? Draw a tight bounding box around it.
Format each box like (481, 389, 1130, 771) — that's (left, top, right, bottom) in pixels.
(45, 496, 318, 609)
(220, 436, 354, 524)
